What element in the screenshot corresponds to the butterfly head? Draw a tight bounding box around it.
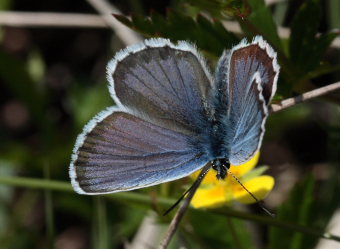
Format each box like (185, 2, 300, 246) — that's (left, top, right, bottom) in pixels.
(211, 158, 230, 179)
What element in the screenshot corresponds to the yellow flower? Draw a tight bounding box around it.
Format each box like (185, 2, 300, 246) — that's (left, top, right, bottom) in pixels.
(191, 152, 274, 209)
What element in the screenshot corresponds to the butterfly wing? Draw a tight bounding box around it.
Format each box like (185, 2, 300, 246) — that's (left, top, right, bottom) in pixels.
(107, 38, 213, 134)
(70, 108, 209, 194)
(214, 36, 279, 165)
(70, 39, 215, 194)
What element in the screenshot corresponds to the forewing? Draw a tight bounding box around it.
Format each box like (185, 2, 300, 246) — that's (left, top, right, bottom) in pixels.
(70, 107, 209, 194)
(107, 38, 213, 133)
(214, 36, 279, 165)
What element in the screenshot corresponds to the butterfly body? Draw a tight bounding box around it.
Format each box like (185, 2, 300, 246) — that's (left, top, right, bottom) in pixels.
(70, 36, 279, 195)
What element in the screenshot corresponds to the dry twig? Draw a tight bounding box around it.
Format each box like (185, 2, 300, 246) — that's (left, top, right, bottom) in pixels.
(159, 163, 211, 249)
(0, 9, 339, 48)
(270, 81, 340, 113)
(0, 11, 107, 28)
(85, 0, 141, 45)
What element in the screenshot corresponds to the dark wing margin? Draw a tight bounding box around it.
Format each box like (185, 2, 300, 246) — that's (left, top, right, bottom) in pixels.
(214, 36, 279, 165)
(215, 35, 279, 107)
(69, 107, 209, 194)
(106, 38, 213, 134)
(229, 36, 279, 104)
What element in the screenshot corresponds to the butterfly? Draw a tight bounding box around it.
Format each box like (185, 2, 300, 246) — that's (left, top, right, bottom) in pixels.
(69, 36, 279, 195)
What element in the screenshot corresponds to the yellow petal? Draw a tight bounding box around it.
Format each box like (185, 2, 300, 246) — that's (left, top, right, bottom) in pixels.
(232, 175, 274, 204)
(191, 185, 231, 208)
(230, 151, 260, 176)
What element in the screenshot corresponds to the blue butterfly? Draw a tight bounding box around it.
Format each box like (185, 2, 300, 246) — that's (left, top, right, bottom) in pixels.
(69, 36, 279, 195)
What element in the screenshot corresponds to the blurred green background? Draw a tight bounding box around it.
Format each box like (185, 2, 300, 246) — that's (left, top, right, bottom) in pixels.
(0, 0, 339, 248)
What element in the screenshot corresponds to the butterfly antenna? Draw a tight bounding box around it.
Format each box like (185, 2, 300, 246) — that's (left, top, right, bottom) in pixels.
(163, 185, 192, 216)
(227, 169, 275, 217)
(163, 165, 211, 216)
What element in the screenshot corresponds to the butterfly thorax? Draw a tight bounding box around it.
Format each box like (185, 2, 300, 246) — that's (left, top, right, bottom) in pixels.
(209, 112, 232, 155)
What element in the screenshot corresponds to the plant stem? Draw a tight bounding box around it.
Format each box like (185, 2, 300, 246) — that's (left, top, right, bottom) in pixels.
(0, 175, 174, 205)
(0, 175, 339, 242)
(44, 164, 55, 249)
(94, 197, 109, 249)
(212, 209, 340, 242)
(226, 217, 244, 249)
(0, 176, 72, 191)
